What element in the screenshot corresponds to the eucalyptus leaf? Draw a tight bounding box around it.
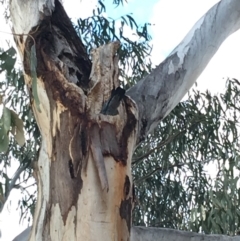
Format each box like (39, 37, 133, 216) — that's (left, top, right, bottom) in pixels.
(30, 44, 41, 112)
(2, 106, 11, 132)
(0, 123, 9, 153)
(0, 47, 16, 75)
(10, 109, 25, 146)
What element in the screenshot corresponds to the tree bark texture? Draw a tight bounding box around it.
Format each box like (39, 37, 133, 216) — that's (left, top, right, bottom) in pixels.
(9, 0, 240, 240)
(127, 0, 240, 143)
(10, 1, 137, 240)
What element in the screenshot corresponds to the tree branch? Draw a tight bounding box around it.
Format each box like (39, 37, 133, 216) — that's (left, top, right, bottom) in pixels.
(132, 130, 185, 165)
(0, 162, 29, 213)
(132, 116, 205, 166)
(127, 0, 240, 144)
(134, 163, 184, 185)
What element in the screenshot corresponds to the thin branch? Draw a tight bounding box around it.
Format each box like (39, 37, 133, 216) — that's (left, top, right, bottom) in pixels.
(134, 157, 214, 185)
(134, 163, 185, 185)
(0, 162, 29, 213)
(14, 181, 36, 190)
(132, 130, 185, 165)
(2, 142, 37, 212)
(132, 117, 206, 166)
(6, 163, 28, 197)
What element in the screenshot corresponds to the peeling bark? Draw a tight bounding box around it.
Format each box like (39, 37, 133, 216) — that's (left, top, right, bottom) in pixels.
(9, 0, 240, 240)
(10, 1, 137, 240)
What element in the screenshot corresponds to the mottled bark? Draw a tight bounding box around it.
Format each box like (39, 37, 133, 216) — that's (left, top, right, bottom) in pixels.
(9, 0, 240, 240)
(10, 1, 137, 240)
(127, 0, 240, 143)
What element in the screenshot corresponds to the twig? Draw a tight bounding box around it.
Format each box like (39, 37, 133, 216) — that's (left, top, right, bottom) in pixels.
(134, 163, 185, 185)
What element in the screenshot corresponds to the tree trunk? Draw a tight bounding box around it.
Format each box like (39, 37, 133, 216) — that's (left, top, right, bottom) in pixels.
(10, 1, 137, 240)
(9, 0, 240, 240)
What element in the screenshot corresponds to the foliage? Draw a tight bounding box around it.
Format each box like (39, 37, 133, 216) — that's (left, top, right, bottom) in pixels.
(76, 2, 152, 87)
(0, 46, 39, 223)
(0, 47, 26, 151)
(99, 0, 126, 7)
(133, 79, 240, 235)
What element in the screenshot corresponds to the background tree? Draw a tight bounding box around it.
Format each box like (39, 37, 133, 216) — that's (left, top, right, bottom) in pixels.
(0, 47, 39, 219)
(133, 78, 240, 235)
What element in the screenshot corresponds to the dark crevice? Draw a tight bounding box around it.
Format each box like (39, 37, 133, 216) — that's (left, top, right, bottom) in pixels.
(124, 175, 130, 197)
(81, 127, 88, 157)
(52, 0, 91, 89)
(24, 0, 92, 94)
(120, 97, 138, 165)
(68, 67, 75, 75)
(139, 118, 147, 143)
(68, 159, 75, 179)
(119, 199, 132, 233)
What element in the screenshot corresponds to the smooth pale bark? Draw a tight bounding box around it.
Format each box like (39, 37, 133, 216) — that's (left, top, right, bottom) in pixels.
(127, 0, 240, 143)
(8, 0, 240, 240)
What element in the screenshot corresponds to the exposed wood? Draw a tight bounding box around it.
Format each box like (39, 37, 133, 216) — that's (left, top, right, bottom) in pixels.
(9, 0, 240, 240)
(10, 1, 138, 240)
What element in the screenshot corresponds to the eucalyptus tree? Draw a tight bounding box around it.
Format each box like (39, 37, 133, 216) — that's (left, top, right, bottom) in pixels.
(4, 0, 240, 240)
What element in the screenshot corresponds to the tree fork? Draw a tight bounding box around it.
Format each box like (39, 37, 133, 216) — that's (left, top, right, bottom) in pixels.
(11, 0, 138, 240)
(11, 0, 240, 240)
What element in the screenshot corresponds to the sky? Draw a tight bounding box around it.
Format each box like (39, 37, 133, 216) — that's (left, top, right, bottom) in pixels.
(1, 0, 240, 240)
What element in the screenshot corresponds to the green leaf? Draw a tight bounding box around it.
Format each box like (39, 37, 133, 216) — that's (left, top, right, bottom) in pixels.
(126, 14, 138, 29)
(10, 109, 25, 146)
(5, 46, 16, 57)
(0, 120, 9, 153)
(2, 106, 11, 132)
(0, 47, 16, 74)
(30, 44, 41, 112)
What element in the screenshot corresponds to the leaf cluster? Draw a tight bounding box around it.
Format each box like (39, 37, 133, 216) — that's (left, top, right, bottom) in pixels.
(75, 1, 152, 87)
(0, 47, 39, 223)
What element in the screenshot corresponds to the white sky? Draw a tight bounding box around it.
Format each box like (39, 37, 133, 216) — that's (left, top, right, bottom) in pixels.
(1, 0, 240, 240)
(150, 0, 240, 94)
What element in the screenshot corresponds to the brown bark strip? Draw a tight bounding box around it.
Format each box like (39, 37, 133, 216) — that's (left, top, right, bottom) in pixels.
(69, 121, 82, 178)
(10, 1, 138, 238)
(90, 123, 109, 191)
(50, 112, 83, 224)
(100, 122, 122, 160)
